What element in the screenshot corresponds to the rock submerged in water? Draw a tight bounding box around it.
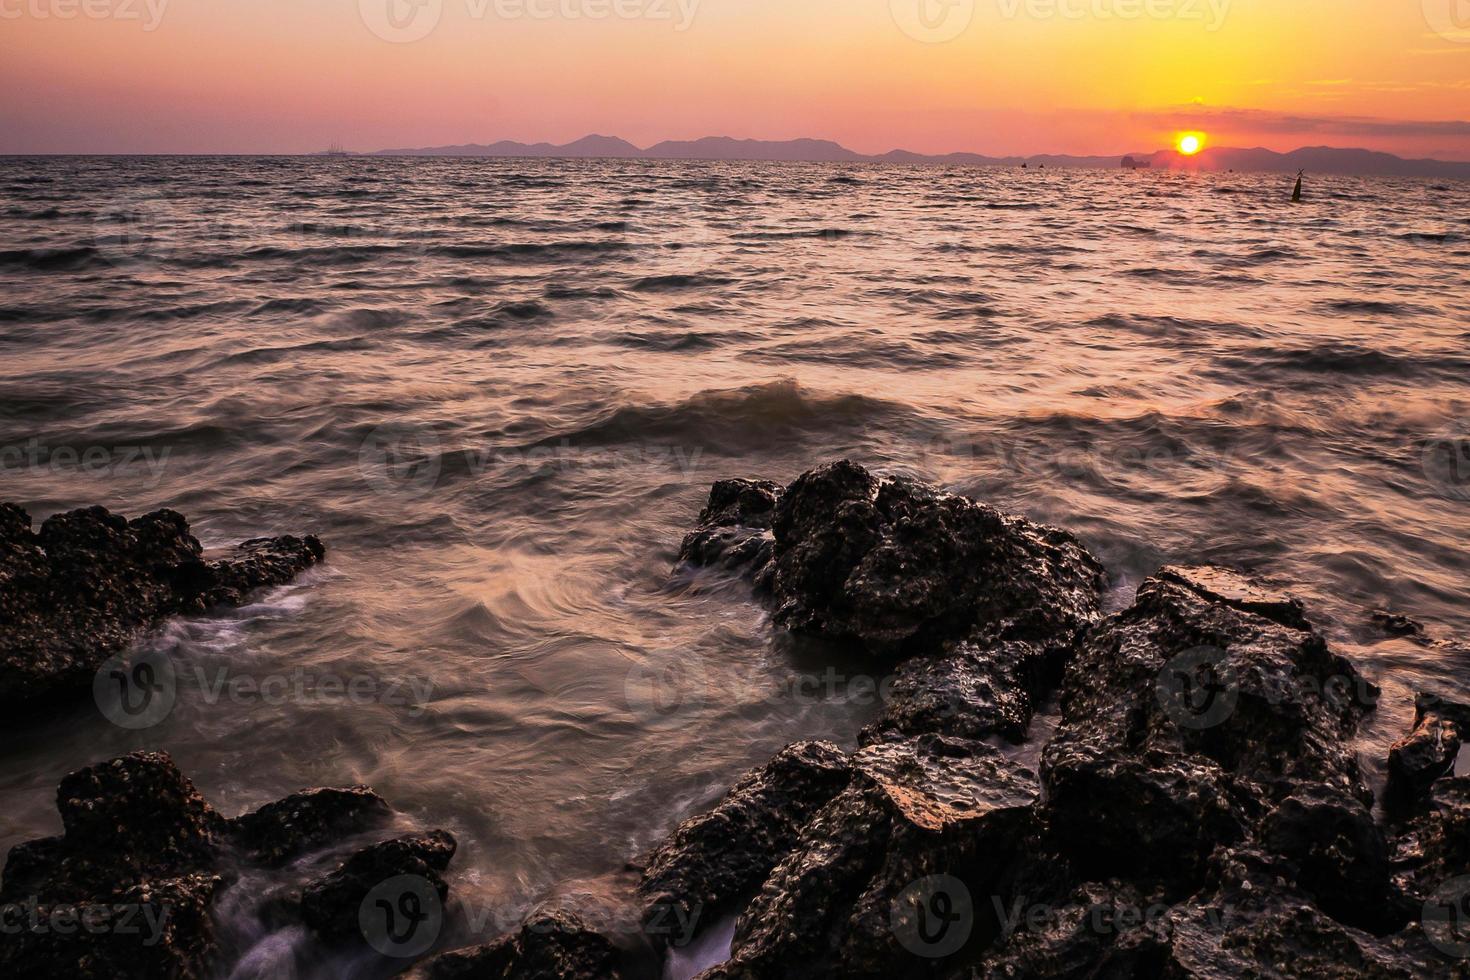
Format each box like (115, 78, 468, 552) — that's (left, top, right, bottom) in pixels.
(0, 751, 451, 978)
(0, 502, 325, 711)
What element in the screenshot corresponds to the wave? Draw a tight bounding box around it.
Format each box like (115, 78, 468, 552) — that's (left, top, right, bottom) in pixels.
(0, 246, 104, 272)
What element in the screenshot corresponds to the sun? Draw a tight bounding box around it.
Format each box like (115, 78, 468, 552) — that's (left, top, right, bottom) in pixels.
(1177, 133, 1206, 156)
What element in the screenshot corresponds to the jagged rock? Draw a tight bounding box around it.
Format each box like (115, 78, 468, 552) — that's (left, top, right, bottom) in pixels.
(1041, 565, 1377, 894)
(409, 908, 624, 980)
(677, 479, 783, 585)
(860, 639, 1049, 746)
(227, 786, 393, 867)
(1373, 610, 1427, 640)
(0, 753, 224, 978)
(0, 503, 324, 709)
(765, 462, 1105, 659)
(715, 735, 1037, 978)
(0, 751, 428, 978)
(1390, 776, 1470, 906)
(637, 741, 851, 932)
(299, 830, 458, 940)
(1388, 695, 1466, 805)
(1261, 786, 1404, 933)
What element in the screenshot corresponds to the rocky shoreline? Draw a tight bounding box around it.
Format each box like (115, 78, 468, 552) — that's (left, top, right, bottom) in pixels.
(3, 465, 1469, 977)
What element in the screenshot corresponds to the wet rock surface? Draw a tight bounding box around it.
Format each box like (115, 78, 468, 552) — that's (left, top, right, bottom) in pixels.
(0, 751, 449, 978)
(0, 503, 325, 710)
(409, 908, 626, 980)
(646, 474, 1470, 978)
(637, 740, 851, 929)
(299, 830, 458, 940)
(1388, 695, 1466, 806)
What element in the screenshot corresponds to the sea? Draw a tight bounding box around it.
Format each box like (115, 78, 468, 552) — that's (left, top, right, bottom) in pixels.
(0, 155, 1467, 977)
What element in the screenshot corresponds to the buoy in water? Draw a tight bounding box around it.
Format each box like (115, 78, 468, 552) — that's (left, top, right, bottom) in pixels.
(1292, 169, 1304, 203)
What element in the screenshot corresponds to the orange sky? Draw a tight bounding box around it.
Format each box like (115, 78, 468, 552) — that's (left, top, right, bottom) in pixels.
(2, 0, 1468, 156)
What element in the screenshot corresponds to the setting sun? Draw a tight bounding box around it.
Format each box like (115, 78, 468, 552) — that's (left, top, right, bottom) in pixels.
(1178, 133, 1206, 156)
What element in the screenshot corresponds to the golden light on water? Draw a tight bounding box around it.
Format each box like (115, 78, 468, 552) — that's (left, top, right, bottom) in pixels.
(1177, 133, 1206, 156)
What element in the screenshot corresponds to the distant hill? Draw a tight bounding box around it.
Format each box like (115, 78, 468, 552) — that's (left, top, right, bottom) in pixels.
(370, 135, 1470, 178)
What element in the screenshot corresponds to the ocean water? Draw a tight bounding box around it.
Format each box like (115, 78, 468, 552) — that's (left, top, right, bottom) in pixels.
(1, 156, 1468, 974)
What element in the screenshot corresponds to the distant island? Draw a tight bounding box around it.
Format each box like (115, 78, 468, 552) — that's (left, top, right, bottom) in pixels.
(353, 134, 1470, 179)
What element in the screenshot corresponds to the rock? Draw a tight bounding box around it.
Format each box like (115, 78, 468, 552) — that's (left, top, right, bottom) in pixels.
(0, 751, 429, 978)
(765, 462, 1105, 659)
(1372, 610, 1427, 640)
(227, 786, 393, 867)
(1390, 776, 1470, 907)
(860, 639, 1050, 746)
(717, 735, 1037, 978)
(204, 534, 326, 607)
(0, 752, 224, 978)
(1041, 565, 1377, 895)
(677, 478, 783, 585)
(1261, 786, 1403, 933)
(637, 741, 851, 933)
(409, 908, 624, 980)
(299, 830, 458, 940)
(1388, 696, 1465, 806)
(0, 503, 325, 710)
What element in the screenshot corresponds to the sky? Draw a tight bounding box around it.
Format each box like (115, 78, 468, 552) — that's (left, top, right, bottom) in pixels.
(2, 0, 1468, 157)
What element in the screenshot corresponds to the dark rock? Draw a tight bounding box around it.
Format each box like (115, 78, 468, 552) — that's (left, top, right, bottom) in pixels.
(0, 503, 325, 710)
(766, 462, 1105, 659)
(1388, 696, 1465, 805)
(1261, 786, 1403, 933)
(1390, 776, 1470, 907)
(1373, 610, 1427, 640)
(678, 479, 783, 585)
(0, 752, 224, 978)
(860, 639, 1050, 746)
(637, 741, 851, 932)
(300, 830, 458, 940)
(409, 908, 624, 980)
(717, 735, 1037, 978)
(0, 751, 427, 978)
(227, 786, 393, 867)
(1042, 565, 1377, 894)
